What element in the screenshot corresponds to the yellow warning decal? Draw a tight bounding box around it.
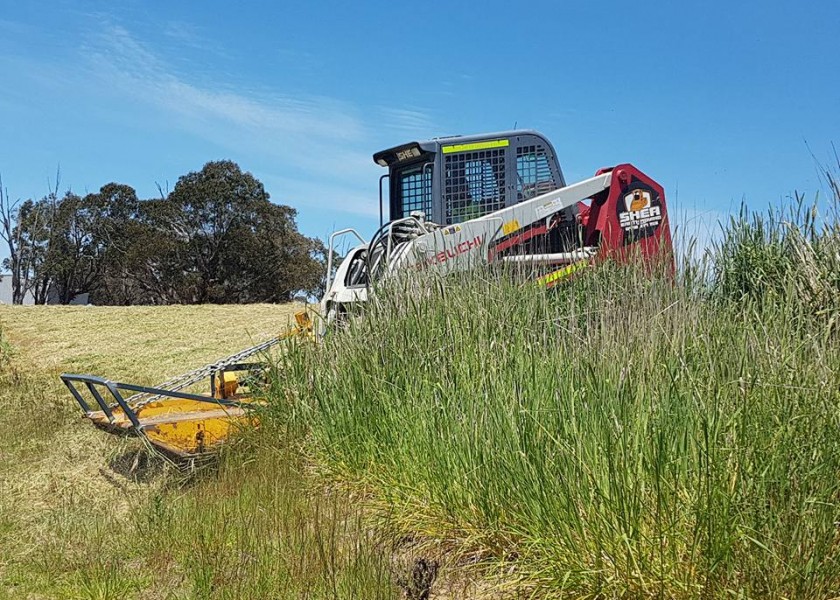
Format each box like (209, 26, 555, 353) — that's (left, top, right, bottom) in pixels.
(536, 261, 588, 287)
(442, 139, 509, 154)
(501, 219, 521, 236)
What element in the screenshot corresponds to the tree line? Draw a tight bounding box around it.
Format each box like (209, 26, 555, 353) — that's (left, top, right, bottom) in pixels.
(0, 160, 325, 305)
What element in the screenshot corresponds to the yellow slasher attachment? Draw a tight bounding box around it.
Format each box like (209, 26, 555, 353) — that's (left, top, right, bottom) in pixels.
(61, 310, 314, 458)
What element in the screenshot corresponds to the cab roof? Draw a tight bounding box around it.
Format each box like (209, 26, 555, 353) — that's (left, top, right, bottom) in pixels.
(373, 129, 548, 167)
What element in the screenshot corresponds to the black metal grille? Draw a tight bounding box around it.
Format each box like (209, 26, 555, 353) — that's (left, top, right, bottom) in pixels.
(516, 145, 558, 201)
(395, 164, 432, 220)
(444, 149, 506, 224)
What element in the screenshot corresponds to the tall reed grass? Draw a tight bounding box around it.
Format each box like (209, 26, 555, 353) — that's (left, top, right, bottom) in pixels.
(274, 184, 840, 597)
(712, 196, 839, 330)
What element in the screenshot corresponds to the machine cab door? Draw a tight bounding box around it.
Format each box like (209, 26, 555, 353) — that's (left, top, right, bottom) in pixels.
(390, 160, 434, 223)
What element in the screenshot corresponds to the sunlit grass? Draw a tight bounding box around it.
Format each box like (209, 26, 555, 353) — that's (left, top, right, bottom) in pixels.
(277, 193, 840, 597)
(0, 302, 303, 383)
(0, 303, 396, 599)
(2, 177, 839, 598)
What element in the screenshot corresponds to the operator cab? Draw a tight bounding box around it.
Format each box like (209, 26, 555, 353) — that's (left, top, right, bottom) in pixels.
(373, 130, 566, 226)
(324, 131, 571, 318)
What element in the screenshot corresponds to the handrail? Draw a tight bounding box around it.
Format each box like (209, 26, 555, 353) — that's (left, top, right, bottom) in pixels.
(378, 174, 389, 227)
(325, 228, 367, 295)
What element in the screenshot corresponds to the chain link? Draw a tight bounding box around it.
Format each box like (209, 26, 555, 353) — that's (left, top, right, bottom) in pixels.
(116, 335, 284, 411)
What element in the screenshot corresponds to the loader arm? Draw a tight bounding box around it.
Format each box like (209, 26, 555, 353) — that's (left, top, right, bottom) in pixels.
(389, 170, 614, 276)
(324, 163, 671, 303)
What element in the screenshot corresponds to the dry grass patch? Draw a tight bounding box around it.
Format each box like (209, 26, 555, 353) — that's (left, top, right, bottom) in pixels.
(0, 303, 305, 598)
(0, 303, 303, 383)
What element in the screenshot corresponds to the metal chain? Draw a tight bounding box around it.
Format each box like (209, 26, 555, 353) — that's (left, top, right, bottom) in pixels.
(117, 335, 284, 411)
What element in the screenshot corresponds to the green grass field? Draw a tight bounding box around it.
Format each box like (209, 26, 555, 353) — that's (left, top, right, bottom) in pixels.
(268, 196, 840, 598)
(278, 264, 840, 598)
(1, 193, 838, 599)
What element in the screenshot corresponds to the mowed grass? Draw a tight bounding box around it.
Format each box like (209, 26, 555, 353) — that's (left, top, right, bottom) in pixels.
(0, 303, 304, 383)
(0, 303, 396, 600)
(0, 302, 304, 506)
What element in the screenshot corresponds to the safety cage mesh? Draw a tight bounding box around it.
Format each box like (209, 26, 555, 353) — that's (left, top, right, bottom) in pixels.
(396, 164, 433, 220)
(444, 149, 507, 224)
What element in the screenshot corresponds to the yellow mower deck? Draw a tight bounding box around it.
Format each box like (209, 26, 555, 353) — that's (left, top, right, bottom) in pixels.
(85, 396, 257, 457)
(62, 311, 312, 459)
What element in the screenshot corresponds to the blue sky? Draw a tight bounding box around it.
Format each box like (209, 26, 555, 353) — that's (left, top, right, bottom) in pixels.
(1, 0, 838, 249)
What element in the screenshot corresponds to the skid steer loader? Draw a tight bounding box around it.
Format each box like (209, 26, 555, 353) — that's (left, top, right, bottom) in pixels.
(62, 129, 673, 458)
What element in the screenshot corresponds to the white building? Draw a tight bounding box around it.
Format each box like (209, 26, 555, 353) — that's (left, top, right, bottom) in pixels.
(0, 274, 33, 304)
(0, 274, 89, 305)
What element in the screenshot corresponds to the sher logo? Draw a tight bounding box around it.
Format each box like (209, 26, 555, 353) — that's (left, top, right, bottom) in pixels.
(617, 183, 663, 242)
(619, 205, 662, 230)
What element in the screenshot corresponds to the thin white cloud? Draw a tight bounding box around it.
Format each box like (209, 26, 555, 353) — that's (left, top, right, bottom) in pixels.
(87, 25, 365, 143)
(3, 19, 439, 223)
(72, 24, 414, 219)
(379, 107, 436, 135)
(161, 20, 221, 56)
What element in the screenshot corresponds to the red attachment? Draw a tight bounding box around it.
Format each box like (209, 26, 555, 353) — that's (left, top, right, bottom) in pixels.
(584, 164, 674, 270)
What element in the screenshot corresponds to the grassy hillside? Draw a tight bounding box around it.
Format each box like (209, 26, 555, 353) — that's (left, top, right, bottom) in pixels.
(0, 303, 396, 599)
(1, 191, 838, 599)
(1, 303, 303, 382)
(278, 266, 840, 598)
